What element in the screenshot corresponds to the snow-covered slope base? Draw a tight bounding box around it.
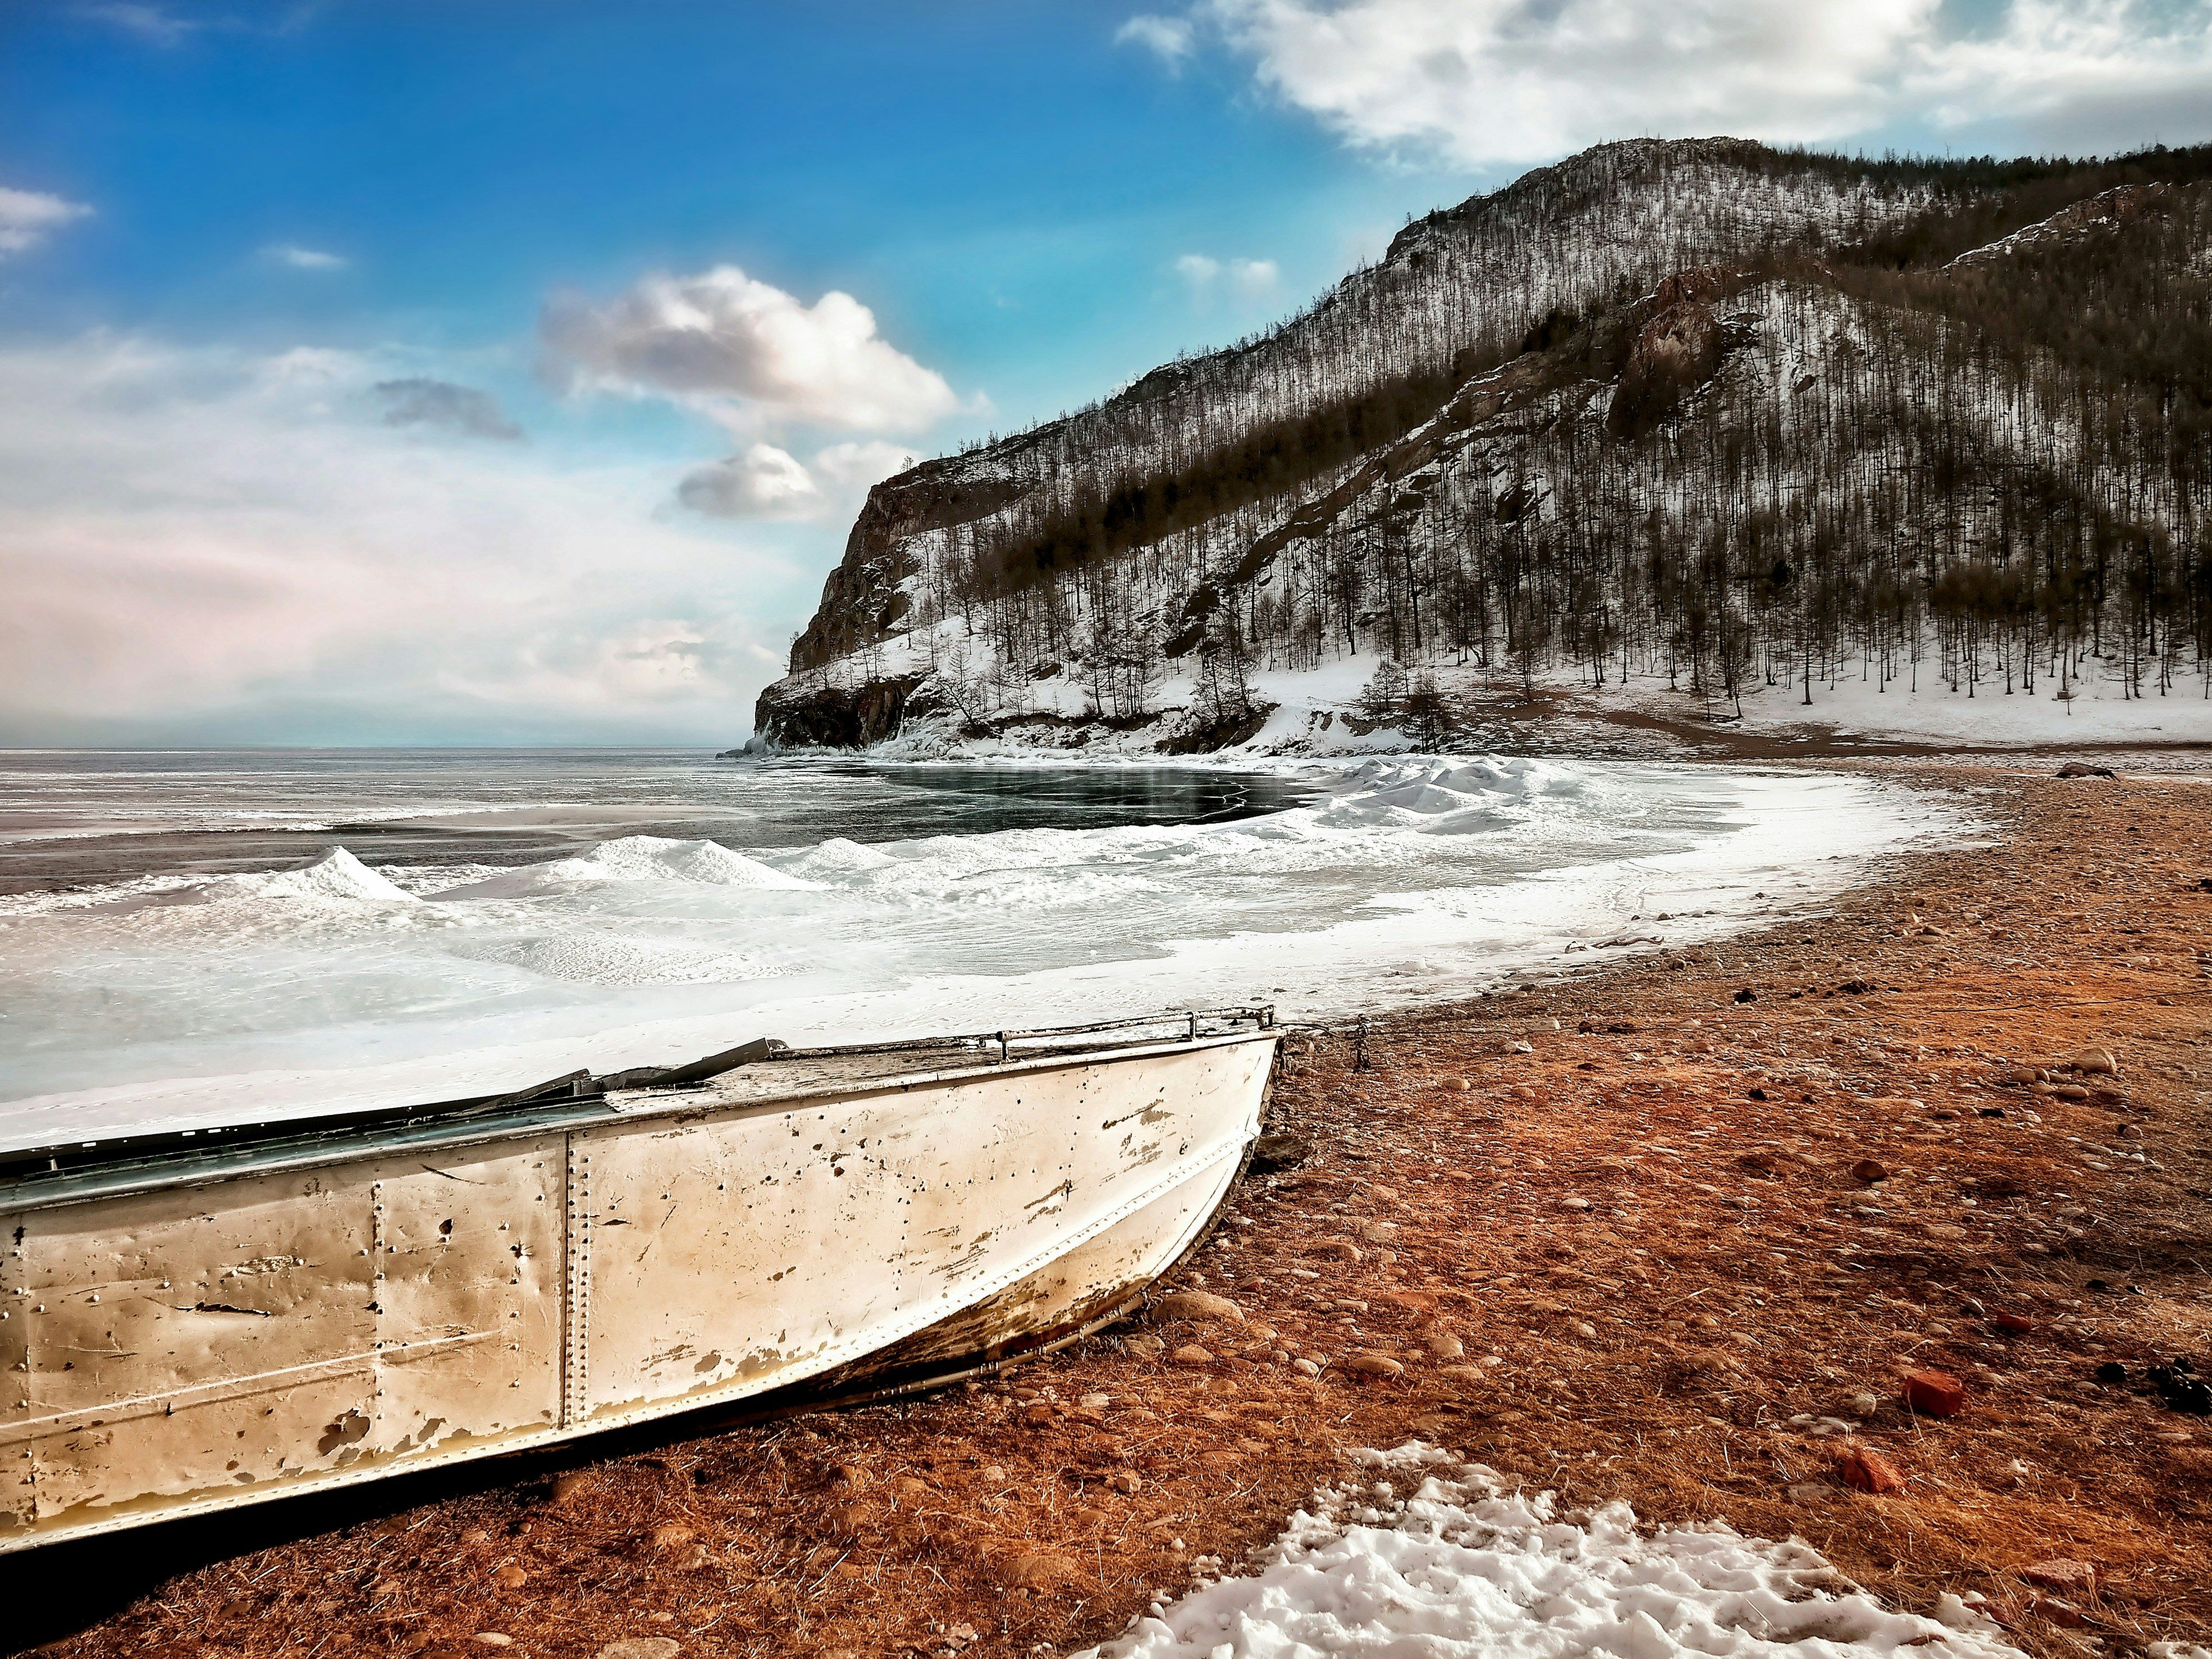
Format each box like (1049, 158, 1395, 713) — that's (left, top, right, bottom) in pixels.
(1082, 1444, 2036, 1659)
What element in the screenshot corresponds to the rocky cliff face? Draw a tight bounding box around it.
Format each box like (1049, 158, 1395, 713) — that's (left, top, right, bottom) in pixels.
(756, 138, 2212, 752)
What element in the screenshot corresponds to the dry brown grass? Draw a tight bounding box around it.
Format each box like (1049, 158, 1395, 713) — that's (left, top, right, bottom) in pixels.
(13, 765, 2211, 1659)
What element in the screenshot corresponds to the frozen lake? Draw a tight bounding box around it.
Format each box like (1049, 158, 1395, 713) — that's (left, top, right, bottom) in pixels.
(0, 749, 1955, 1149)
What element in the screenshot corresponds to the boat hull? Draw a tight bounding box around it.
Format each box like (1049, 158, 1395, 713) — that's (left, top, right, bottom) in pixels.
(0, 1030, 1274, 1551)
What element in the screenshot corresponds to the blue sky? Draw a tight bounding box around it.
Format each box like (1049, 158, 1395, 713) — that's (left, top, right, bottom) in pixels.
(3, 0, 2209, 744)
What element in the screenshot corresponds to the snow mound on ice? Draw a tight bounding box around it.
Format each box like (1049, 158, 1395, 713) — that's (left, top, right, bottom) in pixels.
(245, 848, 422, 906)
(775, 836, 900, 881)
(1084, 1442, 2024, 1659)
(435, 835, 816, 898)
(1313, 756, 1585, 831)
(92, 848, 424, 914)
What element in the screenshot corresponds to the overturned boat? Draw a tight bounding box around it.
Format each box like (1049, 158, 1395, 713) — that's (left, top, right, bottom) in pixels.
(0, 1008, 1277, 1551)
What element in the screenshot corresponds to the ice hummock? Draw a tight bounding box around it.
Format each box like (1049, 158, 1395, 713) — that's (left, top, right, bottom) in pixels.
(432, 834, 816, 899)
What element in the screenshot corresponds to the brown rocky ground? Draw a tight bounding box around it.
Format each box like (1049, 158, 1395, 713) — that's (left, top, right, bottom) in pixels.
(11, 764, 2211, 1659)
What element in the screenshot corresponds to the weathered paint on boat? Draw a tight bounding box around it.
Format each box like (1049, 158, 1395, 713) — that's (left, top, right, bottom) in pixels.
(0, 1024, 1276, 1551)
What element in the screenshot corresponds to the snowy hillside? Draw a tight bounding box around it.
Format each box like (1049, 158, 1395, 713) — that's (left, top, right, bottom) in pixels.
(757, 139, 2212, 755)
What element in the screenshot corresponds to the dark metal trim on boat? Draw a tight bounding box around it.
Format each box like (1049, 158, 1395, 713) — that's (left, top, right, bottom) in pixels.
(0, 1006, 1276, 1209)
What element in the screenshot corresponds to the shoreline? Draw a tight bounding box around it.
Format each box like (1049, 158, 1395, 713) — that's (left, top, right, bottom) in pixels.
(1, 755, 1939, 1148)
(10, 758, 2212, 1658)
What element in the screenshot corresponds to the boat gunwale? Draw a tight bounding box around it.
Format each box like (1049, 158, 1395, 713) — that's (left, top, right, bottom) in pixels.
(0, 1026, 1280, 1213)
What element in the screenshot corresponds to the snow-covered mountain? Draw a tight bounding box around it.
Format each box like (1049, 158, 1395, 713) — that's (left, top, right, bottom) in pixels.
(756, 138, 2212, 753)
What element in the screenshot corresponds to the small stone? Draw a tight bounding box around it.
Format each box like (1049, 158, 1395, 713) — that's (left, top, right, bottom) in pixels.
(1343, 1352, 1405, 1379)
(1560, 1197, 1591, 1212)
(1786, 1483, 1838, 1503)
(1834, 1446, 1906, 1493)
(893, 1475, 929, 1497)
(548, 1470, 589, 1506)
(1849, 1391, 1879, 1419)
(1126, 1333, 1166, 1356)
(1570, 1320, 1598, 1341)
(1901, 1368, 1967, 1418)
(2068, 1049, 2119, 1077)
(1849, 1159, 1889, 1183)
(826, 1503, 869, 1536)
(1314, 1240, 1365, 1263)
(1203, 1375, 1240, 1396)
(2022, 1559, 2096, 1593)
(1290, 1358, 1322, 1377)
(978, 1465, 1008, 1484)
(675, 1544, 713, 1571)
(1249, 1130, 1313, 1173)
(1171, 1344, 1214, 1366)
(472, 1638, 513, 1649)
(1424, 1332, 1465, 1360)
(596, 1643, 681, 1659)
(831, 1462, 866, 1487)
(1020, 1402, 1055, 1425)
(1107, 1470, 1142, 1493)
(461, 1528, 492, 1545)
(1155, 1291, 1244, 1323)
(1991, 1312, 2036, 1334)
(491, 1564, 528, 1590)
(1077, 1392, 1112, 1410)
(649, 1522, 696, 1552)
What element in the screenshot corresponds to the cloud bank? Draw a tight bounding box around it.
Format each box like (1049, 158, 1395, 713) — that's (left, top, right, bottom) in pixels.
(0, 336, 790, 743)
(1139, 0, 2212, 167)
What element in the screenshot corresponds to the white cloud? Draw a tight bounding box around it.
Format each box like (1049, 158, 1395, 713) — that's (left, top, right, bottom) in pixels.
(266, 243, 348, 271)
(677, 444, 821, 519)
(373, 377, 523, 441)
(675, 439, 915, 522)
(811, 439, 915, 493)
(1154, 0, 2212, 168)
(0, 186, 93, 260)
(540, 264, 959, 434)
(1177, 252, 1281, 303)
(1117, 13, 1197, 67)
(0, 334, 797, 743)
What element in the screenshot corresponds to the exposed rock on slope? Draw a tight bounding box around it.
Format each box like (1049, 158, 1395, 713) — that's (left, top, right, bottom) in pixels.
(757, 138, 2212, 752)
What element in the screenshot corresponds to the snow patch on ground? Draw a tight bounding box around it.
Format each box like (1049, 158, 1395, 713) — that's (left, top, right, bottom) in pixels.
(1081, 1443, 2035, 1659)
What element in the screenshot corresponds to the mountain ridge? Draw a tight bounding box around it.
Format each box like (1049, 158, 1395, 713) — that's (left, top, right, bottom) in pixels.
(756, 136, 2212, 753)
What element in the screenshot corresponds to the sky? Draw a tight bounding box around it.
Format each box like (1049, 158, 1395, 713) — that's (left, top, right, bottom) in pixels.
(3, 0, 2210, 746)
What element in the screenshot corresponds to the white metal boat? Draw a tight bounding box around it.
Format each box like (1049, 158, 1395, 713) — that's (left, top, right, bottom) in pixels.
(0, 1009, 1278, 1551)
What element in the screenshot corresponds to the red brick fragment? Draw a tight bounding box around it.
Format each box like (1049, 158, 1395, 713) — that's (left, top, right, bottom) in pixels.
(1834, 1446, 1906, 1493)
(1901, 1367, 1966, 1416)
(1992, 1311, 2036, 1334)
